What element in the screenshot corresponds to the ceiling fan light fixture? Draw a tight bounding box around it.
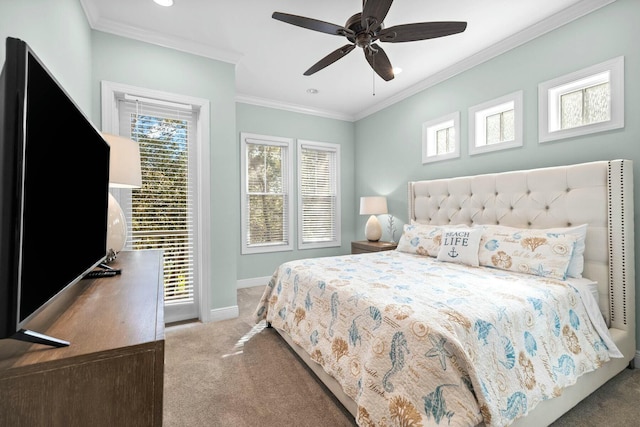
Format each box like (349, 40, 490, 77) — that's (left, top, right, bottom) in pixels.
(393, 67, 402, 75)
(153, 0, 174, 7)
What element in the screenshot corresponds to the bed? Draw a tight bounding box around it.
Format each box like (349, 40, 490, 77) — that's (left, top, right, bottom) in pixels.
(254, 159, 635, 426)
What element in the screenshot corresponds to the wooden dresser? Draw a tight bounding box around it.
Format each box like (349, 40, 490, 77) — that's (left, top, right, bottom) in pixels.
(0, 250, 164, 427)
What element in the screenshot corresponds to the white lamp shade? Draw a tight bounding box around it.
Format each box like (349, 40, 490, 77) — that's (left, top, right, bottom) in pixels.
(359, 196, 388, 215)
(102, 133, 142, 188)
(360, 196, 387, 241)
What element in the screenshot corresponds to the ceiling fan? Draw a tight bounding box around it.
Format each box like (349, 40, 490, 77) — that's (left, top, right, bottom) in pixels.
(272, 0, 467, 81)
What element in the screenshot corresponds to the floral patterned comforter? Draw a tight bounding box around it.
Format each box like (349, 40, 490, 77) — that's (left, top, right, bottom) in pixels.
(253, 251, 620, 427)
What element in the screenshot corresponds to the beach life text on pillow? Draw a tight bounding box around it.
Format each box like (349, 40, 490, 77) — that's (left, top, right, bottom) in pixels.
(437, 228, 482, 266)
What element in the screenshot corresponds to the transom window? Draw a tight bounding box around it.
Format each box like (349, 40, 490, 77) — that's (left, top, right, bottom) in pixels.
(539, 56, 624, 143)
(469, 91, 523, 155)
(422, 112, 460, 164)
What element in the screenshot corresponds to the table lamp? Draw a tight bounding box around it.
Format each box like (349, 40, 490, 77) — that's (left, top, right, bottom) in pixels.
(101, 133, 142, 259)
(359, 196, 388, 241)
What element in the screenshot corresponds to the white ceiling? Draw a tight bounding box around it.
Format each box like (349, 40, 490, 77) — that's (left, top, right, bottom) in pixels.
(81, 0, 612, 121)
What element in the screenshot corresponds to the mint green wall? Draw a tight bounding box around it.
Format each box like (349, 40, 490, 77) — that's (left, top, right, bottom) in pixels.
(0, 0, 239, 314)
(0, 0, 93, 112)
(235, 103, 356, 280)
(2, 0, 639, 345)
(91, 31, 238, 311)
(355, 0, 640, 347)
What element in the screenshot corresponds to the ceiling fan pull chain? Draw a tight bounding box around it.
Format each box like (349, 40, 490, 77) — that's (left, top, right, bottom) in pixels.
(372, 58, 376, 96)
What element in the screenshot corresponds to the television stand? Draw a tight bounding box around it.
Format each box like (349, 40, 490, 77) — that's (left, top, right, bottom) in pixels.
(11, 328, 69, 347)
(0, 250, 164, 427)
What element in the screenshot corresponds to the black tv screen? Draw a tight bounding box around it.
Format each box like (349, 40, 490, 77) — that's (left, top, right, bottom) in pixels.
(0, 37, 110, 346)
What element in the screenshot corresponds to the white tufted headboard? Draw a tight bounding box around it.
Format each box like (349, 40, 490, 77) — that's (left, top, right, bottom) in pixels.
(408, 160, 634, 336)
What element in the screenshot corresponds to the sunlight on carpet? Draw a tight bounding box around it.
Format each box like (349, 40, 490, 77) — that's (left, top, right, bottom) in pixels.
(221, 320, 267, 358)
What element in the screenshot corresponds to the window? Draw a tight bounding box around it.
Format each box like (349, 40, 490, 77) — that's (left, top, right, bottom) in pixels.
(469, 91, 523, 155)
(298, 140, 341, 249)
(241, 133, 293, 254)
(101, 81, 210, 323)
(539, 56, 624, 143)
(422, 112, 460, 164)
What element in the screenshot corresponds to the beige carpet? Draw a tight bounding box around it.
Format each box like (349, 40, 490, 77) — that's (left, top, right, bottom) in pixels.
(163, 286, 640, 426)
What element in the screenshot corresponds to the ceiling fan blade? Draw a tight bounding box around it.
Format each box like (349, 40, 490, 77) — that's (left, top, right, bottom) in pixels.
(304, 44, 356, 76)
(378, 21, 467, 43)
(364, 44, 394, 81)
(361, 0, 394, 29)
(272, 12, 350, 36)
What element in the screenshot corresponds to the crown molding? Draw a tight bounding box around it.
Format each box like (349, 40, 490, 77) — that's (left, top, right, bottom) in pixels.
(81, 0, 242, 64)
(236, 94, 355, 122)
(80, 0, 100, 28)
(81, 0, 616, 122)
(354, 0, 616, 121)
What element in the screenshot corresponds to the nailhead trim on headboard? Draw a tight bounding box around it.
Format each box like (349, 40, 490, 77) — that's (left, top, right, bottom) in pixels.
(608, 160, 627, 325)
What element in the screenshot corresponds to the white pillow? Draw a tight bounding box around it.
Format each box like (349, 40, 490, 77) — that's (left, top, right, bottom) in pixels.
(477, 224, 587, 278)
(437, 228, 482, 267)
(476, 225, 578, 280)
(544, 224, 588, 278)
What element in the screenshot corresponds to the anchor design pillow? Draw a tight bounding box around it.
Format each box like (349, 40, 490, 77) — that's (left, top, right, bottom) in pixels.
(436, 227, 483, 266)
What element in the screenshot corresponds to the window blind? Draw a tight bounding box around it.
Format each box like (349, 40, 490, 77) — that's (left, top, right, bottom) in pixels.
(299, 142, 339, 247)
(118, 98, 196, 305)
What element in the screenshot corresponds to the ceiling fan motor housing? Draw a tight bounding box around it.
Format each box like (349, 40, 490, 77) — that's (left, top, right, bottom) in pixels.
(345, 13, 382, 47)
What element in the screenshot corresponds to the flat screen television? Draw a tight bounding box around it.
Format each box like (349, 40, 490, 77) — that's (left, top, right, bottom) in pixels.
(0, 37, 110, 347)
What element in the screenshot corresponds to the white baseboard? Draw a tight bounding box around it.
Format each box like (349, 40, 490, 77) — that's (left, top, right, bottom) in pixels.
(204, 277, 270, 323)
(208, 305, 238, 322)
(237, 276, 271, 289)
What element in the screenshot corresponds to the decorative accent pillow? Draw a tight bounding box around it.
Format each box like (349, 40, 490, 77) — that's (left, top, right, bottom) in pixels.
(545, 224, 588, 278)
(436, 228, 482, 267)
(478, 224, 587, 278)
(396, 224, 444, 257)
(476, 225, 578, 280)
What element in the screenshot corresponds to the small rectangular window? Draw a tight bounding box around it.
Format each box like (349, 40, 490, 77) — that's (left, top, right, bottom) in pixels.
(422, 112, 460, 164)
(539, 56, 623, 143)
(469, 91, 523, 155)
(240, 133, 293, 254)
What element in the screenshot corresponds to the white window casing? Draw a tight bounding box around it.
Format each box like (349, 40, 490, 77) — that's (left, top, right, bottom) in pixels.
(101, 80, 211, 323)
(240, 133, 294, 254)
(469, 91, 523, 155)
(422, 111, 460, 164)
(538, 56, 624, 143)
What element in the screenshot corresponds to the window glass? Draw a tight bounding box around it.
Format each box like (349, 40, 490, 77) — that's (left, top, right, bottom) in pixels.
(422, 112, 460, 164)
(241, 133, 293, 254)
(538, 56, 623, 143)
(469, 91, 523, 155)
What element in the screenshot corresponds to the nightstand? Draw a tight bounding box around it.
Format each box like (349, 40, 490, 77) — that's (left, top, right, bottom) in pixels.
(351, 240, 398, 254)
